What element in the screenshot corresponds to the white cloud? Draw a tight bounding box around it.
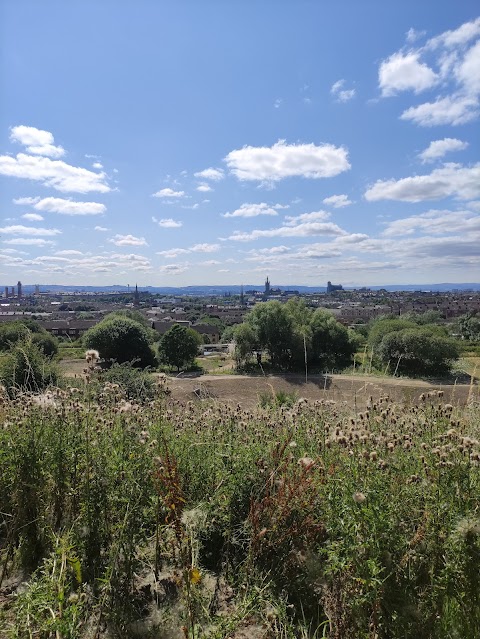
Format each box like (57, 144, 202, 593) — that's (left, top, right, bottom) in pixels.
(224, 140, 350, 182)
(274, 98, 283, 108)
(13, 196, 40, 205)
(196, 183, 212, 192)
(159, 264, 189, 275)
(426, 17, 480, 50)
(322, 194, 353, 208)
(227, 221, 346, 242)
(284, 211, 330, 226)
(406, 27, 426, 44)
(0, 224, 61, 236)
(365, 163, 480, 202)
(108, 234, 148, 246)
(401, 94, 479, 126)
(194, 167, 224, 181)
(22, 213, 44, 221)
(10, 125, 65, 158)
(0, 153, 111, 193)
(223, 203, 280, 218)
(92, 162, 103, 170)
(379, 52, 438, 96)
(157, 248, 190, 258)
(382, 209, 480, 237)
(152, 188, 185, 198)
(330, 79, 356, 102)
(200, 260, 221, 266)
(3, 238, 54, 246)
(152, 216, 183, 228)
(94, 226, 109, 231)
(27, 196, 106, 215)
(157, 243, 219, 258)
(55, 250, 84, 256)
(190, 243, 220, 253)
(418, 138, 469, 162)
(455, 39, 480, 95)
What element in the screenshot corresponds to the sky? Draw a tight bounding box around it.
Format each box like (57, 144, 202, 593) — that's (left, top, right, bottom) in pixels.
(1, 1, 479, 288)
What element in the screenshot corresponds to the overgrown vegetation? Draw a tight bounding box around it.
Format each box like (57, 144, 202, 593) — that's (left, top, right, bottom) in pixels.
(1, 376, 479, 638)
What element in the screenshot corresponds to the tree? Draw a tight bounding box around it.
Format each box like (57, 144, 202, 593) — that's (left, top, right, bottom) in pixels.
(309, 309, 356, 370)
(83, 317, 156, 368)
(457, 314, 480, 341)
(378, 328, 459, 377)
(246, 301, 294, 368)
(158, 324, 201, 371)
(368, 318, 417, 354)
(233, 323, 257, 367)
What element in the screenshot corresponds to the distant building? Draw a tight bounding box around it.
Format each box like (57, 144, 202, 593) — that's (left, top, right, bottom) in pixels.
(133, 284, 140, 307)
(327, 281, 343, 294)
(264, 276, 271, 296)
(17, 281, 22, 298)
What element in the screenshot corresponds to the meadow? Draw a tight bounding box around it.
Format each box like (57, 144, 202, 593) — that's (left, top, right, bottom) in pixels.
(0, 371, 479, 638)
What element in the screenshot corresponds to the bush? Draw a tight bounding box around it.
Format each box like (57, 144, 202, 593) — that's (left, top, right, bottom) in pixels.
(100, 363, 156, 402)
(0, 342, 60, 397)
(83, 317, 156, 368)
(0, 320, 58, 358)
(158, 324, 201, 371)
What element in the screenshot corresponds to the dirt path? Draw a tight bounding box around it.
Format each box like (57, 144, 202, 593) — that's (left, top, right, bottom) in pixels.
(167, 372, 478, 409)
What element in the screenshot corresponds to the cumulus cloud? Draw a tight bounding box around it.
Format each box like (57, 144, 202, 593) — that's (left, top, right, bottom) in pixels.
(365, 163, 480, 202)
(194, 167, 224, 181)
(152, 216, 183, 228)
(156, 248, 190, 258)
(382, 209, 480, 237)
(159, 263, 189, 275)
(223, 203, 282, 218)
(401, 94, 479, 126)
(418, 138, 469, 162)
(284, 211, 330, 226)
(152, 188, 185, 198)
(157, 243, 219, 258)
(10, 125, 65, 158)
(330, 79, 356, 102)
(3, 238, 54, 246)
(379, 52, 438, 96)
(0, 153, 110, 193)
(379, 18, 480, 126)
(24, 196, 106, 215)
(227, 220, 346, 242)
(322, 194, 353, 208)
(196, 183, 212, 192)
(94, 226, 109, 231)
(0, 224, 61, 236)
(22, 213, 44, 221)
(224, 140, 350, 182)
(108, 234, 148, 246)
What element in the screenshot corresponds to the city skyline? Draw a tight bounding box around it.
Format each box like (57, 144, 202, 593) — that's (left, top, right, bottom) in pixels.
(1, 2, 479, 287)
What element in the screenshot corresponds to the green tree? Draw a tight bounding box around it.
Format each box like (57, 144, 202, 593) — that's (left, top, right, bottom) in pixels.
(158, 324, 201, 371)
(83, 317, 156, 367)
(233, 323, 257, 367)
(457, 314, 480, 341)
(378, 328, 459, 376)
(309, 309, 356, 369)
(246, 301, 294, 368)
(368, 318, 417, 353)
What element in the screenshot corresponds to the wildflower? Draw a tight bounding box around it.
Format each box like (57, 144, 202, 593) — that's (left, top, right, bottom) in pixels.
(454, 516, 480, 540)
(85, 349, 100, 364)
(353, 491, 366, 504)
(298, 456, 315, 470)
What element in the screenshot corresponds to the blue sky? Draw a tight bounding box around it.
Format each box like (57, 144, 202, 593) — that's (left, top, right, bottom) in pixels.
(1, 1, 479, 287)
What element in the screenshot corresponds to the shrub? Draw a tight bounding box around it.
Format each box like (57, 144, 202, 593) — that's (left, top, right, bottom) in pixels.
(100, 362, 156, 402)
(0, 342, 60, 397)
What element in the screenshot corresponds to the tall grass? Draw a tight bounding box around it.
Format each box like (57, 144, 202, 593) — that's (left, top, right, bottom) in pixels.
(0, 381, 479, 638)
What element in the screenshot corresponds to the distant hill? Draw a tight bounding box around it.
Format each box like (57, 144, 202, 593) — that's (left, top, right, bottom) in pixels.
(4, 283, 480, 295)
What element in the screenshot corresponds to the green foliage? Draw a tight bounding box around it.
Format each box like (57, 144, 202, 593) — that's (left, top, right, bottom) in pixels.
(83, 316, 156, 367)
(235, 299, 356, 371)
(0, 320, 58, 358)
(158, 323, 201, 370)
(100, 362, 155, 402)
(367, 318, 417, 353)
(1, 391, 479, 636)
(457, 313, 480, 341)
(378, 327, 460, 376)
(0, 342, 60, 397)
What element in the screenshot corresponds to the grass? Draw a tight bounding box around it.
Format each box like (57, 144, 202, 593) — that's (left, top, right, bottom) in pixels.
(0, 378, 479, 638)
